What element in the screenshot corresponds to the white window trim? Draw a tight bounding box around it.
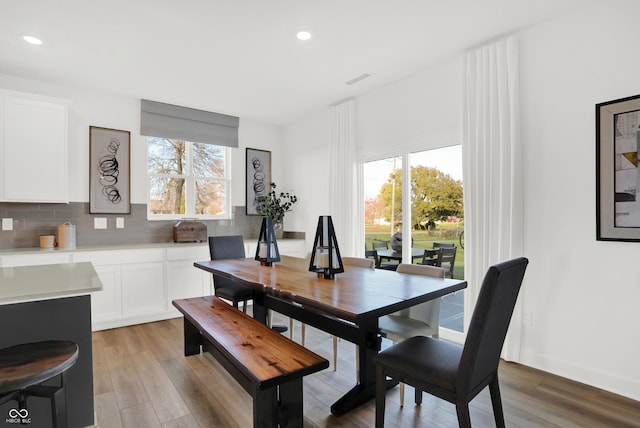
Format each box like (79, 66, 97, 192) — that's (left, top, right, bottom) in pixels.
(147, 143, 232, 221)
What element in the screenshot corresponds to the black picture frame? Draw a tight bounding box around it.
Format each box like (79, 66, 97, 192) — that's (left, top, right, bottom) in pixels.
(596, 94, 640, 241)
(246, 148, 271, 215)
(89, 126, 131, 214)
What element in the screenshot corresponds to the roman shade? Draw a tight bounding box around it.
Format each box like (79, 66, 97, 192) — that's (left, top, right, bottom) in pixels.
(140, 99, 239, 147)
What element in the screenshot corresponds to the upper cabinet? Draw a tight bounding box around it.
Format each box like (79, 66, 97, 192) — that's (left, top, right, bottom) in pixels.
(0, 90, 69, 203)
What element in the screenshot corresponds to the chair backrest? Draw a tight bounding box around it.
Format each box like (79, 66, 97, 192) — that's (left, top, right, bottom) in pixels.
(439, 246, 457, 276)
(372, 241, 389, 250)
(208, 235, 246, 289)
(421, 248, 442, 266)
(458, 257, 529, 394)
(396, 263, 445, 278)
(364, 249, 379, 266)
(343, 257, 375, 269)
(209, 235, 246, 260)
(433, 242, 455, 248)
(396, 264, 446, 325)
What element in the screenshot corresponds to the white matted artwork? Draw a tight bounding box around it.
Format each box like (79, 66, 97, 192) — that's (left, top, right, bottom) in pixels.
(246, 148, 271, 215)
(596, 94, 640, 241)
(89, 126, 131, 214)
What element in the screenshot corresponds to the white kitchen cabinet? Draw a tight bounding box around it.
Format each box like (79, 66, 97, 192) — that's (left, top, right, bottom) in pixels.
(121, 261, 165, 316)
(74, 248, 166, 330)
(166, 245, 211, 310)
(91, 264, 122, 323)
(0, 90, 69, 202)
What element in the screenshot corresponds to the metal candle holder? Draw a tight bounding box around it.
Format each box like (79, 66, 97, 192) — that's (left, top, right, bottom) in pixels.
(308, 215, 344, 279)
(255, 216, 281, 266)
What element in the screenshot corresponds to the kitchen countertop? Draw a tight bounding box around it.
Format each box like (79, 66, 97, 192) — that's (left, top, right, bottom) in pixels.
(0, 239, 306, 256)
(0, 262, 103, 305)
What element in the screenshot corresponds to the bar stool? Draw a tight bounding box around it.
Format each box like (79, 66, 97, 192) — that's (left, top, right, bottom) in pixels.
(0, 340, 79, 428)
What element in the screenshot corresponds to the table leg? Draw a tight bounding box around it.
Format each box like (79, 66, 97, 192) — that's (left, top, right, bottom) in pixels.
(183, 318, 201, 356)
(330, 319, 397, 416)
(253, 387, 277, 428)
(252, 292, 268, 325)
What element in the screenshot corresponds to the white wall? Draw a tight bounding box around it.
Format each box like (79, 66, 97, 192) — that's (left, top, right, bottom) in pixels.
(0, 73, 282, 208)
(518, 0, 640, 400)
(283, 0, 640, 401)
(357, 58, 462, 157)
(281, 110, 330, 251)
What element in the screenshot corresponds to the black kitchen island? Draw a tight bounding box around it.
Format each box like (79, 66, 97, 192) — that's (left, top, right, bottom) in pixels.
(0, 262, 102, 428)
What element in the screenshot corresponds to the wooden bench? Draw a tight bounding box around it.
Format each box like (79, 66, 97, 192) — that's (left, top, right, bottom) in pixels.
(172, 296, 329, 428)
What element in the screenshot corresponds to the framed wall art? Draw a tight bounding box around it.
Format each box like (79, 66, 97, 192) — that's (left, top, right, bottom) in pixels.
(89, 126, 131, 214)
(246, 148, 271, 215)
(596, 94, 640, 241)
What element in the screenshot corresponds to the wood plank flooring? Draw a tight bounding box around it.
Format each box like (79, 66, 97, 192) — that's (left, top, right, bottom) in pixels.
(93, 315, 640, 427)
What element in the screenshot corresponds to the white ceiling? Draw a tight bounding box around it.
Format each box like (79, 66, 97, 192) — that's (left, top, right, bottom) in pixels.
(0, 0, 589, 126)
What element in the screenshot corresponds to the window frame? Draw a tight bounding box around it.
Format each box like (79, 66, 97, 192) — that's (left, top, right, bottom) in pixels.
(146, 138, 232, 221)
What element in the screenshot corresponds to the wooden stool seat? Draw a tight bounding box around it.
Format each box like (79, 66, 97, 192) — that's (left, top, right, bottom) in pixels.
(0, 340, 79, 427)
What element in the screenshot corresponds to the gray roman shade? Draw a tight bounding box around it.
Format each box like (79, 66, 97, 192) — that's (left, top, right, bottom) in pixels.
(140, 99, 239, 147)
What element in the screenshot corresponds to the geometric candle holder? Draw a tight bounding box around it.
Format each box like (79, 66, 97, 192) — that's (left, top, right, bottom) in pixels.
(254, 216, 281, 266)
(308, 215, 344, 279)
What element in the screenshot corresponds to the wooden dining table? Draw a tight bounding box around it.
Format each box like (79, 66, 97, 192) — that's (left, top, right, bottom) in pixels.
(194, 256, 467, 416)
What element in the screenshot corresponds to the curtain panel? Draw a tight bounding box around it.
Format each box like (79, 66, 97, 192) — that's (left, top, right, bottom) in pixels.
(462, 37, 525, 361)
(329, 99, 361, 257)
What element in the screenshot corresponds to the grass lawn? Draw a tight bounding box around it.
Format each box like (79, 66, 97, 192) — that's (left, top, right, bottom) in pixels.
(365, 226, 465, 279)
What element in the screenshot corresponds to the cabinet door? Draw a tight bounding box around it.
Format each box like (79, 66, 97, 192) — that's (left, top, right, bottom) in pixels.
(166, 245, 211, 306)
(121, 262, 165, 316)
(91, 264, 122, 323)
(167, 261, 210, 303)
(1, 94, 68, 202)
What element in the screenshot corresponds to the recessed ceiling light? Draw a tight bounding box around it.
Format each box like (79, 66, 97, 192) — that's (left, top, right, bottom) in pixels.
(23, 36, 43, 45)
(296, 31, 312, 41)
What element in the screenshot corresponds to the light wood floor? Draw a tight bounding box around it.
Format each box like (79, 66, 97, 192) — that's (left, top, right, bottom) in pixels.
(92, 315, 640, 428)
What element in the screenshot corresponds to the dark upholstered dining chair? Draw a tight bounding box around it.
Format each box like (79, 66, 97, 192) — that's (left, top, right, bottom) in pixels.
(378, 263, 445, 407)
(374, 257, 529, 428)
(208, 235, 253, 312)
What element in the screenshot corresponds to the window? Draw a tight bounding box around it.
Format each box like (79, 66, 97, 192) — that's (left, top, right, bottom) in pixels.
(147, 137, 231, 219)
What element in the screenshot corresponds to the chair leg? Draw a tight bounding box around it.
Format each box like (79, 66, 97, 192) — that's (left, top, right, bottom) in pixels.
(51, 382, 68, 428)
(375, 365, 387, 428)
(399, 382, 405, 407)
(332, 336, 338, 371)
(415, 387, 422, 405)
(489, 376, 506, 428)
(241, 299, 247, 313)
(289, 318, 294, 339)
(301, 324, 306, 346)
(455, 402, 472, 428)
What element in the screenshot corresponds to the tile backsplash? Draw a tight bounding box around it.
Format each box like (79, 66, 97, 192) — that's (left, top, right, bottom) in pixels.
(0, 202, 264, 250)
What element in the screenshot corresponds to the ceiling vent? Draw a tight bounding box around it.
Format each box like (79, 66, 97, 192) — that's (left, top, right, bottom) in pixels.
(345, 73, 372, 86)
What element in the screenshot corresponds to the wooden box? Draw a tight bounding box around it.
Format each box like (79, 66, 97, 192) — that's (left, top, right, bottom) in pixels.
(173, 221, 207, 243)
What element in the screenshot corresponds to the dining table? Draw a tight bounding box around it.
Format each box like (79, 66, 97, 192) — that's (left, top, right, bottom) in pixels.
(376, 247, 428, 264)
(194, 256, 467, 416)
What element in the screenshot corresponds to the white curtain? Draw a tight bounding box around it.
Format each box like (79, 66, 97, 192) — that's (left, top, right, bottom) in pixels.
(462, 37, 524, 361)
(329, 99, 361, 257)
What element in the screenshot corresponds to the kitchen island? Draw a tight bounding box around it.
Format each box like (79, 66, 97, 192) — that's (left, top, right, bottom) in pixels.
(0, 262, 102, 428)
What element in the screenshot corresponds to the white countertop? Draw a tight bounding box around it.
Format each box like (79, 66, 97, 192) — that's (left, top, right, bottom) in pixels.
(0, 239, 306, 256)
(0, 262, 104, 305)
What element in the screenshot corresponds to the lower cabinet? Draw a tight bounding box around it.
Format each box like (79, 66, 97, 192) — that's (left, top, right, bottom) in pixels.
(121, 261, 165, 316)
(91, 264, 121, 324)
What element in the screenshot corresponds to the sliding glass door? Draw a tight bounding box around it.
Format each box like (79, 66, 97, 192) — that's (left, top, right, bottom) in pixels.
(363, 145, 464, 332)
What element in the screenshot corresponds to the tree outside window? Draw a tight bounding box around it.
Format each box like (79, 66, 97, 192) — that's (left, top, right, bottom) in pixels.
(147, 137, 230, 219)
